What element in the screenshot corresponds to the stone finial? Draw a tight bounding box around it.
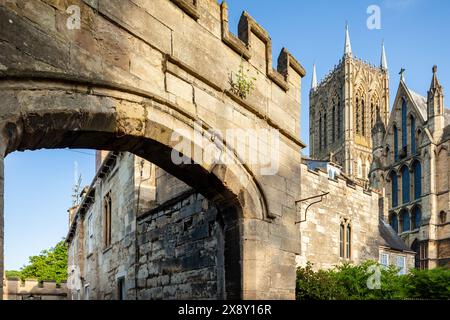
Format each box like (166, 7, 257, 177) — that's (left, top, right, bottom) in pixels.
(311, 64, 318, 90)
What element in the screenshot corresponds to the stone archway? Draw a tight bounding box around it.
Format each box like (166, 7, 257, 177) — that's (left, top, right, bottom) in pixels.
(0, 80, 267, 299)
(0, 0, 305, 300)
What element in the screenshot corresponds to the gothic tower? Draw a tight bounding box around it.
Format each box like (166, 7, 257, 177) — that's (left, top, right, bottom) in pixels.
(309, 25, 390, 183)
(427, 65, 445, 138)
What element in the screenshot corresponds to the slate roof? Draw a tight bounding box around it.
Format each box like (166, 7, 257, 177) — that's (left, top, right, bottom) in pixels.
(379, 219, 411, 252)
(408, 88, 428, 121)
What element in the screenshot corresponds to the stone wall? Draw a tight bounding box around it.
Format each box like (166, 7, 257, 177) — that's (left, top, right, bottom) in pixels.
(136, 192, 224, 299)
(3, 279, 67, 300)
(297, 164, 380, 270)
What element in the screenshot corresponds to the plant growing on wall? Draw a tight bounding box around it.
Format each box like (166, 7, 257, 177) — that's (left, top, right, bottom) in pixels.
(229, 59, 257, 99)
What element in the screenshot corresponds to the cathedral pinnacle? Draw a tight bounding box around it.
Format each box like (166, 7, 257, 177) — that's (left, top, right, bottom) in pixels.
(344, 23, 352, 57)
(380, 40, 388, 70)
(311, 64, 318, 90)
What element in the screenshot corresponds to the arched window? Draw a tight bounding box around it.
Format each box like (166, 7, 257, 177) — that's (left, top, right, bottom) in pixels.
(332, 101, 336, 143)
(410, 115, 416, 154)
(337, 98, 342, 138)
(411, 207, 422, 230)
(324, 111, 327, 148)
(402, 98, 407, 147)
(412, 161, 422, 199)
(390, 171, 398, 207)
(356, 97, 360, 135)
(318, 112, 322, 150)
(346, 224, 351, 259)
(340, 223, 344, 258)
(361, 99, 366, 137)
(401, 166, 410, 203)
(390, 212, 398, 233)
(401, 210, 410, 232)
(393, 125, 399, 161)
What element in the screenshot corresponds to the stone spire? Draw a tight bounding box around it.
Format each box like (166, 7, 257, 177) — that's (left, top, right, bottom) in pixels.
(311, 64, 317, 90)
(427, 65, 444, 122)
(380, 40, 388, 70)
(344, 23, 352, 56)
(429, 65, 442, 92)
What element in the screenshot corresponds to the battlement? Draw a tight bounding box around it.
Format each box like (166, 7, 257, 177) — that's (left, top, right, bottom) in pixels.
(3, 278, 67, 300)
(171, 0, 306, 90)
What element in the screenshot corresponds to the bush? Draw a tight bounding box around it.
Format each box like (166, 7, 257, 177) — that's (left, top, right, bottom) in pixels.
(296, 261, 450, 300)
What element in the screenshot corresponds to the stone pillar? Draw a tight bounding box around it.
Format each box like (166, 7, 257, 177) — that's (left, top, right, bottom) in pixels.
(0, 153, 4, 299)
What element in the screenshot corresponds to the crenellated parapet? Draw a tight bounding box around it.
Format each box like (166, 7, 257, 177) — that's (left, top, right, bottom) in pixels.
(172, 0, 306, 91)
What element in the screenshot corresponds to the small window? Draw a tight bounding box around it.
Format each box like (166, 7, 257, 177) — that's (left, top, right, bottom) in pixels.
(396, 256, 406, 275)
(380, 253, 389, 268)
(103, 193, 112, 248)
(118, 277, 126, 300)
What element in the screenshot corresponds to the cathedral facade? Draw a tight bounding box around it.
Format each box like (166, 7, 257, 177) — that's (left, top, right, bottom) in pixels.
(310, 26, 450, 269)
(371, 67, 450, 269)
(309, 26, 390, 184)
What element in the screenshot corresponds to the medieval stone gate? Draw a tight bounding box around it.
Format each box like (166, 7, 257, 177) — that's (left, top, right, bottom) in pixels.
(0, 0, 306, 299)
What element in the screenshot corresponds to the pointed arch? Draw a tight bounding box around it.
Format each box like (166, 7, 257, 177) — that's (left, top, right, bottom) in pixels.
(410, 114, 416, 154)
(401, 97, 407, 148)
(400, 209, 410, 232)
(393, 125, 399, 161)
(411, 206, 422, 230)
(388, 170, 398, 208)
(411, 159, 422, 200)
(401, 165, 410, 204)
(389, 212, 398, 233)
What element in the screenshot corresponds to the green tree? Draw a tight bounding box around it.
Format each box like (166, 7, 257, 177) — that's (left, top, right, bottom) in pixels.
(13, 240, 68, 284)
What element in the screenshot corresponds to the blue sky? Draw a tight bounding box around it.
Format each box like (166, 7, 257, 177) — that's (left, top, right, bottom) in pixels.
(4, 0, 450, 269)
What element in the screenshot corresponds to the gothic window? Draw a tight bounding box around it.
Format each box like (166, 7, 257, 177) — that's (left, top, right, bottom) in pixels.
(356, 97, 360, 135)
(410, 115, 416, 154)
(401, 166, 410, 204)
(340, 220, 351, 259)
(412, 160, 422, 200)
(393, 125, 399, 161)
(402, 98, 407, 148)
(318, 112, 322, 151)
(390, 171, 398, 207)
(389, 212, 398, 233)
(332, 101, 336, 143)
(324, 111, 327, 148)
(400, 210, 410, 232)
(337, 97, 342, 139)
(346, 224, 351, 259)
(103, 192, 112, 248)
(411, 206, 421, 230)
(370, 102, 375, 129)
(361, 98, 366, 137)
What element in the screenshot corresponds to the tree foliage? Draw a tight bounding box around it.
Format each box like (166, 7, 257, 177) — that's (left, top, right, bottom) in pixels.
(5, 240, 68, 284)
(296, 261, 450, 300)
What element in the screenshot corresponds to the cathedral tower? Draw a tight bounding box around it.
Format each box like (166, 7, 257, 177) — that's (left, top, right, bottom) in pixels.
(309, 26, 390, 183)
